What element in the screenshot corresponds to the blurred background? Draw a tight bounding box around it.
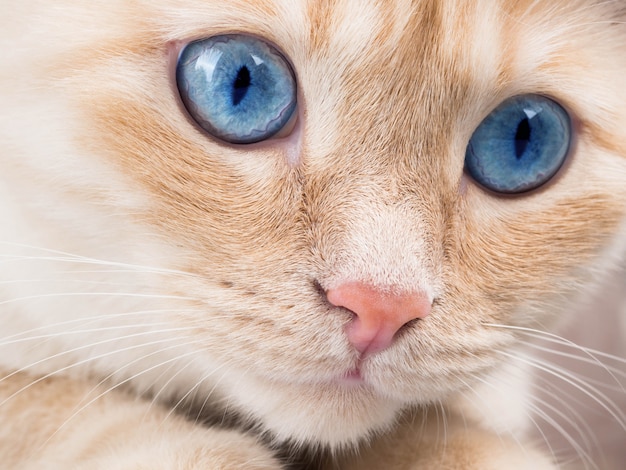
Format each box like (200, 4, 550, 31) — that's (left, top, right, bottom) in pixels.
(531, 264, 625, 470)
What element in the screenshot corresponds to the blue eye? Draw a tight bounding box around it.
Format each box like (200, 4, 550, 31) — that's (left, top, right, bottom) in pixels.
(176, 35, 297, 144)
(465, 95, 571, 194)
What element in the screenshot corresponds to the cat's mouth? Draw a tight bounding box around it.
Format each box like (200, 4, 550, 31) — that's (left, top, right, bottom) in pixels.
(336, 367, 364, 387)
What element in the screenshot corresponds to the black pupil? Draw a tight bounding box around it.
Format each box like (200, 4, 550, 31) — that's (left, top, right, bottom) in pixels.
(514, 117, 531, 159)
(232, 66, 251, 106)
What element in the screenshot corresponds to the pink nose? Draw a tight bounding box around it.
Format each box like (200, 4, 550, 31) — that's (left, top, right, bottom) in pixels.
(326, 282, 431, 355)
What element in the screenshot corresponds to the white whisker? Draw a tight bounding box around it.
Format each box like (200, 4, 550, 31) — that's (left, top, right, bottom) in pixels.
(527, 394, 598, 470)
(0, 329, 201, 402)
(72, 336, 208, 408)
(0, 321, 177, 347)
(460, 374, 555, 463)
(41, 342, 208, 449)
(531, 377, 602, 463)
(471, 357, 603, 468)
(496, 350, 626, 431)
(485, 323, 626, 365)
(0, 292, 198, 307)
(160, 361, 233, 426)
(146, 356, 200, 414)
(0, 309, 205, 346)
(0, 242, 198, 279)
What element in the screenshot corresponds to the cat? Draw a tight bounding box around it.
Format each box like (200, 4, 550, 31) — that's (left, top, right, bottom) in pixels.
(0, 0, 625, 469)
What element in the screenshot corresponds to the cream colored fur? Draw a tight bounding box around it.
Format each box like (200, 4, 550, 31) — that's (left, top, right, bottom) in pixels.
(0, 1, 625, 469)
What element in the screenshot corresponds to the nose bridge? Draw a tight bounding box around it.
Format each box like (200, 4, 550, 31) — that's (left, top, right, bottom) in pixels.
(305, 163, 436, 300)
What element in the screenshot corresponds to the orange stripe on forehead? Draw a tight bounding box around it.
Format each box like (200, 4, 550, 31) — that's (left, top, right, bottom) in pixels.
(305, 0, 391, 59)
(318, 1, 461, 155)
(307, 0, 336, 51)
(305, 0, 416, 54)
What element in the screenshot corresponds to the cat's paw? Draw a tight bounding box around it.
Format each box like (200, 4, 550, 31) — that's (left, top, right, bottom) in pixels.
(425, 432, 556, 470)
(73, 428, 283, 470)
(2, 373, 283, 470)
(338, 421, 556, 470)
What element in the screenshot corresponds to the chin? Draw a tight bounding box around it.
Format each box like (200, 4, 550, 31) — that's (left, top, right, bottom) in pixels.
(225, 371, 404, 447)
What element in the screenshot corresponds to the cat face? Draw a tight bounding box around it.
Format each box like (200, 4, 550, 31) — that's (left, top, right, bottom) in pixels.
(1, 0, 625, 447)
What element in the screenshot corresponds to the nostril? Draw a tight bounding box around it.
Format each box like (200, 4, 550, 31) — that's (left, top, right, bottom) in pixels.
(326, 282, 431, 354)
(312, 279, 325, 297)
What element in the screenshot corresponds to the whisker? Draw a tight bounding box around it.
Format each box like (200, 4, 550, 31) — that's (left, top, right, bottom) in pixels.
(0, 308, 205, 346)
(160, 361, 233, 426)
(0, 327, 202, 396)
(459, 374, 555, 463)
(435, 399, 448, 455)
(522, 342, 625, 393)
(191, 366, 237, 426)
(471, 359, 602, 469)
(485, 323, 626, 365)
(72, 336, 207, 407)
(0, 321, 180, 347)
(0, 278, 171, 287)
(0, 292, 198, 307)
(145, 356, 200, 414)
(194, 358, 262, 429)
(0, 242, 200, 279)
(530, 376, 603, 468)
(527, 393, 598, 469)
(41, 342, 208, 449)
(495, 350, 626, 431)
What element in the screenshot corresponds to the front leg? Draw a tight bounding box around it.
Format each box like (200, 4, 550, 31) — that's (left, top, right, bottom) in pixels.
(0, 371, 282, 469)
(337, 408, 556, 470)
